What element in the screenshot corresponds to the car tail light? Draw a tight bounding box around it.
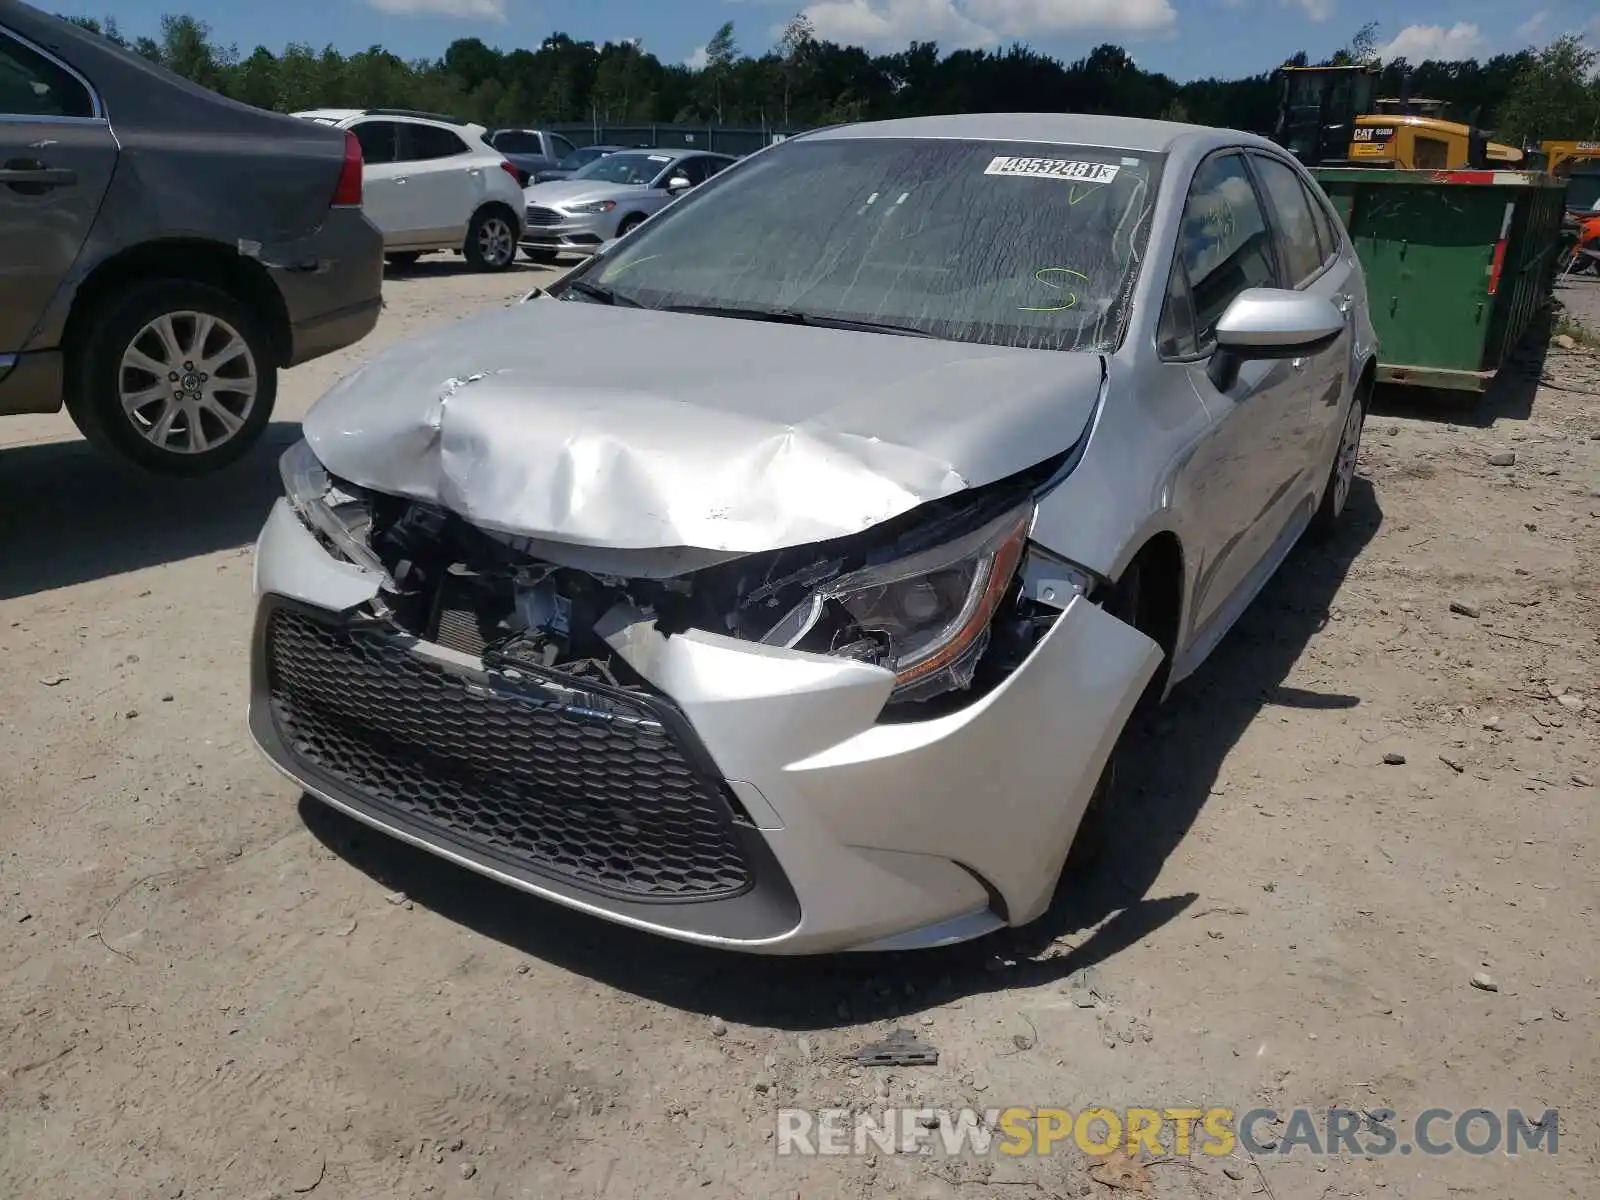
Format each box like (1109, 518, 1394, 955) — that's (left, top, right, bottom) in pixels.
(331, 130, 363, 207)
(499, 160, 522, 186)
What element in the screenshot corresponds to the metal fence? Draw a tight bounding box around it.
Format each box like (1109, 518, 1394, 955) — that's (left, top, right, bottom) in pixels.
(548, 123, 808, 157)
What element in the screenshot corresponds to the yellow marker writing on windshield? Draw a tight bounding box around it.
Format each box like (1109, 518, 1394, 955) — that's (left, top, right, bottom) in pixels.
(1018, 267, 1089, 313)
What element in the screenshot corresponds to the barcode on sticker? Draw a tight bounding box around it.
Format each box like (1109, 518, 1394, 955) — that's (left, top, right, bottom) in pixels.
(984, 157, 1120, 184)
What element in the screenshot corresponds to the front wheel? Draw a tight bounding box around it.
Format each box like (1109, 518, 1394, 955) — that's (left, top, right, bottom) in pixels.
(1311, 383, 1367, 538)
(615, 213, 647, 239)
(464, 207, 518, 272)
(64, 279, 276, 476)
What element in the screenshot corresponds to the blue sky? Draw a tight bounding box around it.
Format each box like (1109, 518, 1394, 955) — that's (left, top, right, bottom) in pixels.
(47, 1, 1600, 83)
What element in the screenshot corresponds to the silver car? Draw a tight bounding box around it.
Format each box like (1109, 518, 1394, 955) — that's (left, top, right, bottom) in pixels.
(519, 148, 736, 262)
(250, 114, 1377, 955)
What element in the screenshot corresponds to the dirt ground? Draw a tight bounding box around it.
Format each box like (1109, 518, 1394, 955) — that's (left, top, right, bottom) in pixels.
(2, 260, 1597, 1200)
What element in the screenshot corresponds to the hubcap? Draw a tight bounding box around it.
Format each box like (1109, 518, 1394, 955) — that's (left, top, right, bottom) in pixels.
(1332, 400, 1363, 516)
(479, 217, 514, 265)
(119, 311, 257, 455)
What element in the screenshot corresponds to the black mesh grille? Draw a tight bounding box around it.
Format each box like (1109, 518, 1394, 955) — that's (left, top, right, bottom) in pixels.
(524, 205, 564, 226)
(264, 608, 754, 902)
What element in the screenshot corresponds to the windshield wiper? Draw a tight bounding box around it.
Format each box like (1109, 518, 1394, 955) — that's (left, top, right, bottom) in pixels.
(560, 278, 642, 307)
(660, 303, 935, 339)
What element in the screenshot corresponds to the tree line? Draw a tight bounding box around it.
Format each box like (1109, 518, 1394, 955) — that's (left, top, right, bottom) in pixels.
(57, 12, 1600, 144)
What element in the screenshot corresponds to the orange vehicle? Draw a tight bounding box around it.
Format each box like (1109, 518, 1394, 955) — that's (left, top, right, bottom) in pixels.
(1563, 211, 1600, 275)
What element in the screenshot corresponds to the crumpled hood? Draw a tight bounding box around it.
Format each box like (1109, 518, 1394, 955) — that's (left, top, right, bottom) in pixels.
(302, 299, 1104, 554)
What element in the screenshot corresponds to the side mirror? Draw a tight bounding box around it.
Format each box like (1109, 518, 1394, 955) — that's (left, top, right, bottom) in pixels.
(1208, 288, 1345, 390)
(665, 175, 692, 193)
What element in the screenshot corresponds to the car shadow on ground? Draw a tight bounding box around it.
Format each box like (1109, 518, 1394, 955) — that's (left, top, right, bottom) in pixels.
(303, 477, 1383, 1032)
(0, 420, 300, 601)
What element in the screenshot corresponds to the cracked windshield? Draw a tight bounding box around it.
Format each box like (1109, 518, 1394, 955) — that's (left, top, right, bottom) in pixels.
(587, 138, 1161, 352)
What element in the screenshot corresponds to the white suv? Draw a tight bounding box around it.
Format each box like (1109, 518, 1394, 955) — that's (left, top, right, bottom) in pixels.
(293, 108, 525, 272)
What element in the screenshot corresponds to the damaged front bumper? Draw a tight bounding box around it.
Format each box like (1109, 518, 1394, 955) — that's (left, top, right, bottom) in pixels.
(248, 497, 1161, 954)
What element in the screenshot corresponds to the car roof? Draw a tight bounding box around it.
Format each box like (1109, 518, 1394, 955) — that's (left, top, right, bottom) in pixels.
(292, 108, 488, 138)
(609, 147, 733, 161)
(806, 112, 1272, 156)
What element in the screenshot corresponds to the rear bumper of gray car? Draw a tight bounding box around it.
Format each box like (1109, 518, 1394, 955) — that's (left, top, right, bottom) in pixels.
(273, 208, 385, 367)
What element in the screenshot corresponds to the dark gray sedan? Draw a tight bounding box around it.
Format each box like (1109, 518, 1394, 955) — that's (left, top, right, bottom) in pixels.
(0, 1, 383, 474)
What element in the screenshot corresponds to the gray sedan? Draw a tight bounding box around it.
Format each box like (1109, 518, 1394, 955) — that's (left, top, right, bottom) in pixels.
(519, 148, 735, 262)
(252, 113, 1376, 954)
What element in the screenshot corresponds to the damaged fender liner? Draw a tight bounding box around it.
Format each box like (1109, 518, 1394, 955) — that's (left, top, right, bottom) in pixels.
(250, 597, 802, 942)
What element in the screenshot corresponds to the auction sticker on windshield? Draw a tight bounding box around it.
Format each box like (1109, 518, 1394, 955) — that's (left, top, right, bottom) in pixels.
(984, 157, 1120, 184)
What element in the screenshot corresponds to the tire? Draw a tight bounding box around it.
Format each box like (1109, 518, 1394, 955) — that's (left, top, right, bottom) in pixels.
(464, 206, 518, 272)
(616, 213, 647, 238)
(1311, 378, 1368, 538)
(523, 247, 559, 265)
(63, 279, 276, 477)
(385, 252, 422, 270)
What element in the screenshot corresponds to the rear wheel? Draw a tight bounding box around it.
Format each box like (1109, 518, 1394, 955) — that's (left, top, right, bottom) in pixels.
(64, 279, 276, 476)
(464, 206, 518, 272)
(1311, 380, 1368, 538)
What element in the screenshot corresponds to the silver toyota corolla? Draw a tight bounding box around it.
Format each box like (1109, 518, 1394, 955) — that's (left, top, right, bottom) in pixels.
(251, 113, 1376, 955)
(519, 148, 736, 262)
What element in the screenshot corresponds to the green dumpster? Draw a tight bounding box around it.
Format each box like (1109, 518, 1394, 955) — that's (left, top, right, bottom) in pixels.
(1311, 167, 1567, 391)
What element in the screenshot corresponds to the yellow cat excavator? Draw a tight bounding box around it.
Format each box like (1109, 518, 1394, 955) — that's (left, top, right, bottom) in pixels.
(1274, 65, 1523, 170)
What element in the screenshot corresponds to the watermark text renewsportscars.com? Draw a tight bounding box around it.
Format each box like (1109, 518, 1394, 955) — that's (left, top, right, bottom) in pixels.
(777, 1106, 1558, 1158)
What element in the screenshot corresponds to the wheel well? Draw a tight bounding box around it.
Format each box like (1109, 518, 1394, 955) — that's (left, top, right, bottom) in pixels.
(1356, 356, 1377, 400)
(619, 212, 648, 229)
(64, 239, 290, 367)
(1114, 532, 1184, 700)
(473, 200, 519, 226)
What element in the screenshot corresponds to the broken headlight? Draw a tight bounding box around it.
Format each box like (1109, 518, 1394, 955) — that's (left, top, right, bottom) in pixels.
(279, 439, 384, 574)
(761, 502, 1032, 704)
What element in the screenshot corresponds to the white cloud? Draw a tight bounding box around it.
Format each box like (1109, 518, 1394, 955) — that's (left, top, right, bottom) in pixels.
(365, 0, 506, 18)
(799, 0, 1176, 52)
(1516, 10, 1549, 41)
(685, 44, 709, 69)
(1378, 22, 1487, 63)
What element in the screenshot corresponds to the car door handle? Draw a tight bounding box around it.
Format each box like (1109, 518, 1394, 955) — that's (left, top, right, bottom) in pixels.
(0, 159, 76, 190)
(1291, 357, 1308, 372)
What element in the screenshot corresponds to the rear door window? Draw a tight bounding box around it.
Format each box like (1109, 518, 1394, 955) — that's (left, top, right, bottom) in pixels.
(551, 134, 576, 158)
(1249, 154, 1324, 287)
(405, 123, 469, 161)
(351, 120, 400, 165)
(0, 29, 95, 118)
(1302, 179, 1341, 265)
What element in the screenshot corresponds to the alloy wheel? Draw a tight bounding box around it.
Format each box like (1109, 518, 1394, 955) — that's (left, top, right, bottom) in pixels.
(477, 216, 516, 267)
(1331, 397, 1363, 517)
(118, 311, 259, 455)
